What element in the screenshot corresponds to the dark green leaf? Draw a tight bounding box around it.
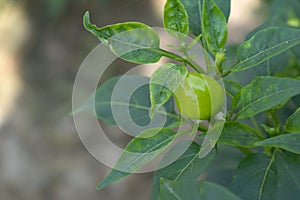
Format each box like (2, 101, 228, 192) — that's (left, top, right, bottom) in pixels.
(158, 179, 198, 200)
(97, 128, 178, 190)
(158, 179, 240, 200)
(246, 16, 286, 40)
(271, 0, 300, 20)
(285, 107, 300, 133)
(179, 0, 201, 36)
(76, 75, 178, 135)
(223, 79, 243, 96)
(164, 0, 189, 38)
(255, 133, 300, 154)
(151, 142, 216, 200)
(179, 0, 230, 36)
(232, 27, 300, 72)
(232, 76, 300, 119)
(198, 181, 241, 200)
(219, 122, 261, 148)
(275, 151, 300, 200)
(214, 0, 231, 21)
(231, 153, 277, 200)
(243, 17, 289, 75)
(83, 11, 162, 64)
(150, 63, 187, 117)
(201, 0, 228, 54)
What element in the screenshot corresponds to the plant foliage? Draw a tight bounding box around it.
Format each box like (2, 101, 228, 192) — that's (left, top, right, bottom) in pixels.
(78, 0, 300, 199)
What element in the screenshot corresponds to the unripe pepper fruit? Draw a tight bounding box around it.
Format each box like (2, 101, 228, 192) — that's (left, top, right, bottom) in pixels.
(174, 72, 225, 120)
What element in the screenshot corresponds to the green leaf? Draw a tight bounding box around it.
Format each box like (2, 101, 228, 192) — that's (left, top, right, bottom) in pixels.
(219, 122, 261, 148)
(201, 0, 228, 54)
(255, 133, 300, 154)
(198, 181, 241, 200)
(164, 0, 189, 38)
(232, 76, 300, 119)
(244, 17, 289, 76)
(271, 0, 300, 21)
(179, 0, 230, 36)
(158, 179, 240, 200)
(97, 128, 178, 190)
(223, 79, 243, 96)
(178, 0, 201, 36)
(75, 75, 178, 135)
(158, 179, 198, 200)
(245, 16, 286, 40)
(232, 27, 300, 72)
(275, 151, 300, 200)
(285, 107, 300, 133)
(151, 142, 216, 200)
(199, 119, 225, 158)
(83, 11, 162, 64)
(231, 153, 277, 200)
(150, 63, 187, 117)
(214, 0, 231, 21)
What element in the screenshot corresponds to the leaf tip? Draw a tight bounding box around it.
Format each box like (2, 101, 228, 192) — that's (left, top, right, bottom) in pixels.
(96, 181, 105, 190)
(83, 11, 90, 29)
(96, 176, 111, 190)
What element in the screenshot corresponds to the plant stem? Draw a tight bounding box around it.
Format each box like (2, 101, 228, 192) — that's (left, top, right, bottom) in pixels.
(156, 48, 205, 73)
(221, 69, 231, 77)
(215, 52, 226, 73)
(187, 34, 202, 50)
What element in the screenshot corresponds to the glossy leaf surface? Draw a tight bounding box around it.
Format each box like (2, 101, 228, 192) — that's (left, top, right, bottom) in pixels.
(201, 0, 228, 54)
(255, 133, 300, 154)
(83, 11, 162, 64)
(97, 128, 178, 190)
(151, 142, 216, 200)
(232, 27, 300, 72)
(164, 0, 189, 38)
(232, 76, 300, 119)
(219, 122, 261, 148)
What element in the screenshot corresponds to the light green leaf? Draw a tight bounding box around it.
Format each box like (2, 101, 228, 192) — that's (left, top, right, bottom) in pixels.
(199, 119, 225, 158)
(83, 11, 162, 64)
(179, 0, 231, 36)
(232, 27, 300, 72)
(255, 133, 300, 154)
(201, 0, 228, 54)
(219, 122, 261, 148)
(275, 151, 300, 200)
(164, 0, 189, 38)
(158, 179, 241, 200)
(231, 153, 277, 200)
(151, 142, 216, 200)
(97, 128, 178, 190)
(232, 76, 300, 119)
(75, 75, 178, 135)
(150, 63, 187, 117)
(285, 107, 300, 133)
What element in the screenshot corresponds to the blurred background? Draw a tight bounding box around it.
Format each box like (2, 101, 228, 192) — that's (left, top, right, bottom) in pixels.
(0, 0, 273, 199)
